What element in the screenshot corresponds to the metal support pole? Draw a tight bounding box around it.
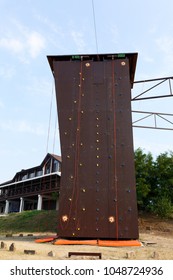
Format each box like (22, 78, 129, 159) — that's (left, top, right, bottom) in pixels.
(19, 197, 24, 212)
(37, 194, 42, 210)
(4, 200, 9, 214)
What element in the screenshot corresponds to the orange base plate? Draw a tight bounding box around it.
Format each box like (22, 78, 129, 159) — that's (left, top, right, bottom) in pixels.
(35, 237, 141, 247)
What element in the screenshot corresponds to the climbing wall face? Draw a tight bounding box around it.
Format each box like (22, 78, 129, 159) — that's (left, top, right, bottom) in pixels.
(48, 53, 139, 239)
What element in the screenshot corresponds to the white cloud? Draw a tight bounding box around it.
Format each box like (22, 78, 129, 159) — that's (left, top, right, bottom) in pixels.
(0, 120, 45, 136)
(156, 35, 173, 55)
(154, 35, 173, 74)
(110, 24, 119, 45)
(0, 64, 15, 79)
(25, 76, 53, 97)
(0, 37, 23, 53)
(27, 31, 45, 58)
(34, 13, 63, 36)
(0, 20, 45, 61)
(71, 31, 86, 52)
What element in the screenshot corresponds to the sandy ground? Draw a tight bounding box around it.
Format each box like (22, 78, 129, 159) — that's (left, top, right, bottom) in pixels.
(0, 217, 173, 260)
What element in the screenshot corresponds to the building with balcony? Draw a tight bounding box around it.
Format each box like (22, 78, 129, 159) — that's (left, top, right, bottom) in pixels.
(0, 153, 61, 214)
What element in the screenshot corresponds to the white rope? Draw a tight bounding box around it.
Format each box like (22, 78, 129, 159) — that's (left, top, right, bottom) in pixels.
(92, 0, 99, 54)
(46, 81, 54, 153)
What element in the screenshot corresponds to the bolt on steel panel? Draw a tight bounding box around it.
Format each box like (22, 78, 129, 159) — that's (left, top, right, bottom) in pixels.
(48, 53, 138, 239)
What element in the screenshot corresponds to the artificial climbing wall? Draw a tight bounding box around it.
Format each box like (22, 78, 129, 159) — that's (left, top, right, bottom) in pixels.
(48, 53, 139, 239)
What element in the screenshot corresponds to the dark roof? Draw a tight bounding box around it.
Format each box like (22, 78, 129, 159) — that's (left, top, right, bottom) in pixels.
(41, 153, 61, 166)
(47, 52, 138, 87)
(0, 153, 61, 186)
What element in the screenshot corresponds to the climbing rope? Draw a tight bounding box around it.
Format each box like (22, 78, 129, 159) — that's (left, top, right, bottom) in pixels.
(46, 81, 54, 154)
(91, 0, 99, 54)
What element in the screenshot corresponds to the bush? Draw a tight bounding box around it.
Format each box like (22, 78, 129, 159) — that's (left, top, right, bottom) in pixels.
(151, 197, 173, 218)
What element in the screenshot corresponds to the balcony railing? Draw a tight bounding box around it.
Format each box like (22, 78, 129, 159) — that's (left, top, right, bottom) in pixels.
(0, 173, 60, 201)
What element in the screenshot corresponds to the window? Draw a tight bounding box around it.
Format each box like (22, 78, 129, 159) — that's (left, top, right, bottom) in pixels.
(52, 159, 59, 172)
(29, 172, 35, 178)
(36, 170, 43, 177)
(22, 174, 28, 181)
(45, 162, 51, 174)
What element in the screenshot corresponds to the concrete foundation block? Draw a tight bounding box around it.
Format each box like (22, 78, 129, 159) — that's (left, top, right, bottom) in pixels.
(126, 251, 136, 259)
(1, 241, 7, 249)
(48, 251, 56, 257)
(9, 243, 16, 251)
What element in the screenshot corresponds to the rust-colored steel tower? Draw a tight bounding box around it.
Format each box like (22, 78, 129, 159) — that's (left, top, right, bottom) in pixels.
(48, 53, 138, 239)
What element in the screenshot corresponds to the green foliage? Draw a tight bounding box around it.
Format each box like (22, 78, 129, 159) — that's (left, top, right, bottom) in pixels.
(134, 148, 173, 217)
(51, 192, 59, 200)
(134, 148, 154, 208)
(0, 210, 58, 234)
(148, 196, 173, 218)
(154, 152, 173, 201)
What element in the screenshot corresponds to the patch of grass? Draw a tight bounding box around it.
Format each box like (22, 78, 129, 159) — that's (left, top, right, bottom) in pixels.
(0, 210, 58, 234)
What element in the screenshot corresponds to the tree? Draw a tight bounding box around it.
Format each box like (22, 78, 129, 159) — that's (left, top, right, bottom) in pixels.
(134, 149, 173, 217)
(154, 152, 173, 203)
(134, 148, 154, 210)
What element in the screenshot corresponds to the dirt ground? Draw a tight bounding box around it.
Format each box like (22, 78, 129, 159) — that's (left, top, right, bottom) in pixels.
(0, 215, 173, 260)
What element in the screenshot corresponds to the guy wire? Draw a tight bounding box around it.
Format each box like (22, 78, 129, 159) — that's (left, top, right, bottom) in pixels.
(92, 0, 99, 54)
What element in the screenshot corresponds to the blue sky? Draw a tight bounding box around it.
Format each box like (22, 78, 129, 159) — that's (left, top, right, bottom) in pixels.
(1, 0, 173, 183)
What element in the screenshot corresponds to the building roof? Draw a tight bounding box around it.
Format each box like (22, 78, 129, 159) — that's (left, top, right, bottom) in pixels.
(0, 153, 61, 187)
(41, 153, 61, 166)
